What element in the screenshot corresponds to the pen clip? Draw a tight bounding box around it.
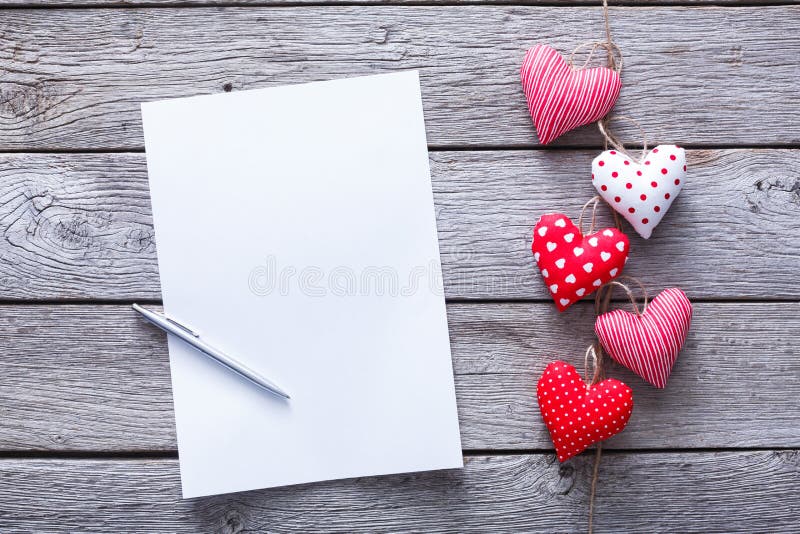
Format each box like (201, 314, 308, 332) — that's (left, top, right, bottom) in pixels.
(166, 316, 201, 337)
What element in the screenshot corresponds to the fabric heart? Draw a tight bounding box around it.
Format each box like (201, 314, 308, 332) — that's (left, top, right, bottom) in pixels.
(595, 288, 692, 388)
(532, 213, 629, 312)
(592, 145, 686, 239)
(537, 360, 633, 462)
(521, 44, 622, 145)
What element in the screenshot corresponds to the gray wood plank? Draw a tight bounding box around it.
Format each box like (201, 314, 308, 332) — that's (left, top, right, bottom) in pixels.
(0, 452, 797, 532)
(1, 0, 790, 6)
(0, 7, 798, 149)
(451, 301, 800, 449)
(1, 302, 798, 452)
(1, 149, 798, 300)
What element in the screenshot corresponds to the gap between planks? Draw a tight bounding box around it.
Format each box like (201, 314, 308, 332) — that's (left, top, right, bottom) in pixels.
(4, 143, 800, 154)
(1, 1, 799, 8)
(0, 446, 798, 460)
(0, 297, 799, 305)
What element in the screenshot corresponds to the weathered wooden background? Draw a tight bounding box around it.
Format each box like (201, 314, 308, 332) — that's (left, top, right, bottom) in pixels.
(1, 2, 799, 532)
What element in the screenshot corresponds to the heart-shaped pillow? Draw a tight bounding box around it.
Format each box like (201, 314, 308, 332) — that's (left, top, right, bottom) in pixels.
(521, 44, 622, 145)
(537, 360, 634, 462)
(532, 213, 629, 312)
(592, 145, 686, 239)
(595, 288, 693, 388)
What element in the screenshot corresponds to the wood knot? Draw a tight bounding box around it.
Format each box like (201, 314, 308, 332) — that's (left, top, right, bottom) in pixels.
(558, 464, 574, 478)
(0, 81, 73, 121)
(223, 83, 233, 92)
(125, 228, 155, 252)
(221, 509, 245, 534)
(746, 175, 800, 214)
(53, 215, 94, 250)
(754, 176, 800, 198)
(556, 462, 577, 495)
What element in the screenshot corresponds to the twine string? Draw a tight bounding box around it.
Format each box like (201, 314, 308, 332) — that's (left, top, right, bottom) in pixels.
(583, 345, 603, 389)
(575, 2, 648, 532)
(568, 41, 600, 70)
(569, 0, 623, 74)
(598, 276, 649, 316)
(578, 196, 602, 236)
(597, 116, 649, 163)
(584, 338, 606, 534)
(593, 0, 648, 168)
(588, 444, 603, 534)
(601, 0, 617, 71)
(568, 41, 623, 73)
(587, 275, 646, 534)
(578, 195, 623, 235)
(587, 281, 614, 534)
(586, 279, 617, 534)
(588, 5, 617, 531)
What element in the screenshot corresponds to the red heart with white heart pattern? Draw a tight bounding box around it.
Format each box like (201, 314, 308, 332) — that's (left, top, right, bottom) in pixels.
(532, 213, 629, 312)
(595, 288, 693, 388)
(521, 44, 622, 145)
(537, 360, 634, 462)
(592, 145, 686, 239)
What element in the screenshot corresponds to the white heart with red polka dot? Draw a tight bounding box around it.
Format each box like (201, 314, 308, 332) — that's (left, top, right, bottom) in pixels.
(591, 145, 686, 239)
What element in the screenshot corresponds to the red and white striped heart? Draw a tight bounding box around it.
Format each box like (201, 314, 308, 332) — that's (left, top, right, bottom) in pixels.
(595, 288, 693, 388)
(537, 360, 634, 462)
(592, 145, 686, 239)
(520, 44, 622, 145)
(532, 213, 629, 312)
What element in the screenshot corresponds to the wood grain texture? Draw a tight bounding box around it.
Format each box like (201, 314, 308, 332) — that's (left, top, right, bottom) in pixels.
(1, 149, 798, 300)
(0, 2, 797, 529)
(0, 7, 798, 149)
(1, 302, 798, 452)
(0, 452, 798, 532)
(1, 0, 792, 6)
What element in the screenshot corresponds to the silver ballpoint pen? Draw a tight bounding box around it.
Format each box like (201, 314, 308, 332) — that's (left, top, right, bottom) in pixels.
(132, 303, 290, 400)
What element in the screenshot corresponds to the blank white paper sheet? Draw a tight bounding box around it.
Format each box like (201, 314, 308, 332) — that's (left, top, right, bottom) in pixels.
(141, 71, 462, 498)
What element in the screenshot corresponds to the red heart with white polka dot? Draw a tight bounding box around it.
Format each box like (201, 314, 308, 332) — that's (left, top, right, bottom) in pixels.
(537, 360, 634, 462)
(592, 145, 686, 239)
(532, 213, 629, 312)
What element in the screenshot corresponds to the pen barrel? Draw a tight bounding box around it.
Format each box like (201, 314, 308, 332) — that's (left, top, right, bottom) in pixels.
(132, 304, 289, 399)
(191, 337, 287, 396)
